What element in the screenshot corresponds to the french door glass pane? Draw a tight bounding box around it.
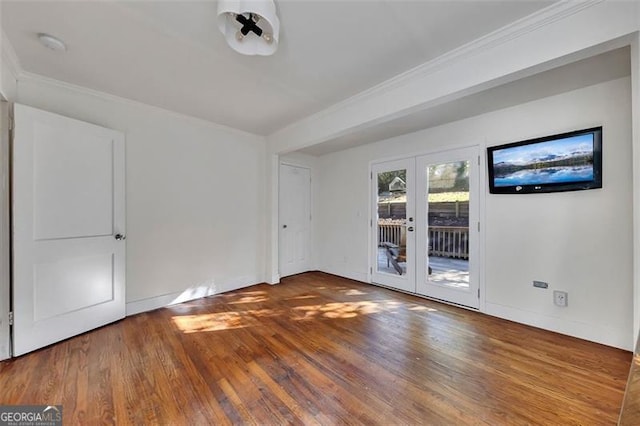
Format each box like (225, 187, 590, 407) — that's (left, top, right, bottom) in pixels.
(377, 169, 407, 276)
(427, 161, 470, 288)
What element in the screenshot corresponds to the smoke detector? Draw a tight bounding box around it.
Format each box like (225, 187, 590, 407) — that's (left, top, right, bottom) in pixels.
(38, 33, 67, 52)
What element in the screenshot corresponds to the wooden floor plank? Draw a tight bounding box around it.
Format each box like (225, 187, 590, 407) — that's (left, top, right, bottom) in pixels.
(0, 272, 631, 425)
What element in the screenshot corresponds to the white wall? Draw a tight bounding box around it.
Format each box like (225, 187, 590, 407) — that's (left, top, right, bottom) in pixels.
(16, 76, 267, 310)
(1, 28, 18, 101)
(0, 56, 16, 101)
(315, 77, 633, 350)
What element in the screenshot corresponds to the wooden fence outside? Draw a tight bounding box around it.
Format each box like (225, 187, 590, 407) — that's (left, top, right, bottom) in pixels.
(378, 222, 469, 259)
(378, 201, 469, 220)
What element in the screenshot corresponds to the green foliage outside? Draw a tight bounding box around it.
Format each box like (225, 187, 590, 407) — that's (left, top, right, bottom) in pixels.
(377, 161, 469, 195)
(377, 170, 406, 194)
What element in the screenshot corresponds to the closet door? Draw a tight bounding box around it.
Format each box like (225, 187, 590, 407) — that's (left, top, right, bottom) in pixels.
(279, 163, 312, 278)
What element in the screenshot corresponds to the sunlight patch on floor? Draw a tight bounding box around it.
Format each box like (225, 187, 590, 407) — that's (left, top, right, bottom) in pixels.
(224, 290, 269, 304)
(292, 299, 421, 320)
(341, 289, 368, 296)
(407, 305, 438, 312)
(285, 294, 318, 301)
(172, 308, 277, 333)
(172, 293, 439, 333)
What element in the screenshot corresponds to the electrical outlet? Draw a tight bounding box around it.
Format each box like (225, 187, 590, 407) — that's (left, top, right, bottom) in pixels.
(553, 290, 568, 307)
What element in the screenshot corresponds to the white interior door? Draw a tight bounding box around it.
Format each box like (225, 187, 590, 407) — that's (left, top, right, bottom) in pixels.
(279, 163, 311, 278)
(416, 146, 480, 309)
(371, 158, 415, 292)
(12, 104, 126, 356)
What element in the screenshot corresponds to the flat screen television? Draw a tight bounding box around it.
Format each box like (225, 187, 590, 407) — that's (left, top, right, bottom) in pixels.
(487, 127, 602, 194)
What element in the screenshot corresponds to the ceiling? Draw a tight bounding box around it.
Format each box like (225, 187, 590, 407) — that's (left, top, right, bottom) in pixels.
(1, 1, 554, 135)
(300, 46, 632, 156)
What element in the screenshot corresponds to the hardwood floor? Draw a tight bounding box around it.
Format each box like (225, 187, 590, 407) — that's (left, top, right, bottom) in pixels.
(0, 272, 632, 425)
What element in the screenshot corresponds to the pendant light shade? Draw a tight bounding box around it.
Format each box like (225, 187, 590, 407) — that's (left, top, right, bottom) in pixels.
(217, 0, 280, 56)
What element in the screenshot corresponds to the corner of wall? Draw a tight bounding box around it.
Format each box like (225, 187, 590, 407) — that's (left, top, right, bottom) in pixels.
(265, 153, 280, 284)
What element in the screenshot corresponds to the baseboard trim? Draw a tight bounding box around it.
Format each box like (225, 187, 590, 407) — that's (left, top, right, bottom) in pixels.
(316, 267, 631, 351)
(268, 273, 280, 285)
(319, 266, 368, 284)
(126, 275, 261, 316)
(485, 301, 632, 351)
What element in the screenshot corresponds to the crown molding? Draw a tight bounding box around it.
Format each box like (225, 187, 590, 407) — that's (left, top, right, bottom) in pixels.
(17, 71, 264, 140)
(1, 30, 22, 82)
(268, 0, 604, 139)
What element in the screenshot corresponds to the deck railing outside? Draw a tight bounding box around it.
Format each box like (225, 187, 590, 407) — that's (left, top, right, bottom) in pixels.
(378, 222, 404, 246)
(378, 221, 469, 259)
(428, 226, 469, 259)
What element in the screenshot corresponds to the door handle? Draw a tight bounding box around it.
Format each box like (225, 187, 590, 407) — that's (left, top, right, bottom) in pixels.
(282, 225, 287, 229)
(407, 227, 414, 232)
(114, 233, 126, 241)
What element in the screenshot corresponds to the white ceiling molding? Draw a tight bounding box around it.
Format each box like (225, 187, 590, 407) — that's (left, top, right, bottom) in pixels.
(267, 0, 638, 154)
(16, 71, 264, 140)
(319, 0, 604, 114)
(299, 46, 632, 156)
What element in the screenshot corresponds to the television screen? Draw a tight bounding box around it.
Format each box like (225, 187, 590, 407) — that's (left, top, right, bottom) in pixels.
(487, 127, 602, 194)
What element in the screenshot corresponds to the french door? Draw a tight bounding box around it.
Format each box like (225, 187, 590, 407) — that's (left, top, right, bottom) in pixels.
(415, 147, 480, 308)
(371, 159, 415, 292)
(371, 147, 480, 309)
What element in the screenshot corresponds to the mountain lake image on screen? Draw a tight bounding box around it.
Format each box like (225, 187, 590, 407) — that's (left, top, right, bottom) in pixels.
(487, 127, 602, 194)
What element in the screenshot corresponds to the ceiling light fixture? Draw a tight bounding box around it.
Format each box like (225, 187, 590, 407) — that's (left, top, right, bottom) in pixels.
(217, 0, 280, 56)
(37, 33, 67, 52)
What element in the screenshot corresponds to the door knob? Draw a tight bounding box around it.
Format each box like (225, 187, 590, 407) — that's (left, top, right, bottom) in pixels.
(115, 234, 126, 240)
(282, 225, 287, 229)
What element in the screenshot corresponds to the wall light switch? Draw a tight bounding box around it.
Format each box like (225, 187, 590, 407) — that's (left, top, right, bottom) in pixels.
(533, 281, 548, 289)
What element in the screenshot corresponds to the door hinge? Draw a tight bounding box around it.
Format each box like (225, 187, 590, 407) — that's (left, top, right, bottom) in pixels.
(478, 289, 480, 299)
(8, 311, 13, 325)
(370, 219, 373, 227)
(370, 171, 373, 180)
(370, 267, 373, 274)
(477, 221, 480, 232)
(9, 117, 14, 131)
(478, 155, 480, 165)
